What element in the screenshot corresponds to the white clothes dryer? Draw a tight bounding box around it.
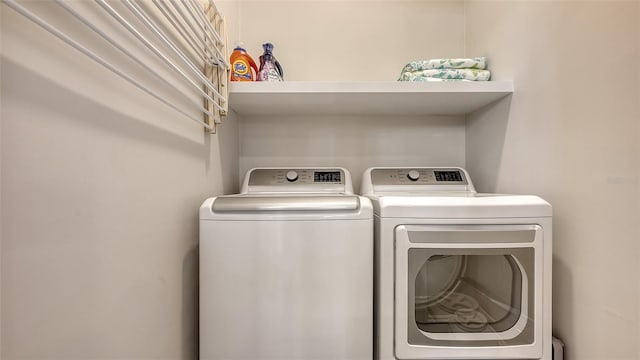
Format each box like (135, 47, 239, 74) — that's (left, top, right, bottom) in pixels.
(361, 167, 552, 360)
(200, 167, 373, 360)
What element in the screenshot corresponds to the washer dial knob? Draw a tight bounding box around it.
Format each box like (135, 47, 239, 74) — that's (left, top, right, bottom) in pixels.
(286, 170, 299, 182)
(407, 170, 420, 181)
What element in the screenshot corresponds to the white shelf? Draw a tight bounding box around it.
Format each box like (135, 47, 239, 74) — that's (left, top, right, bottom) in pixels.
(228, 81, 513, 116)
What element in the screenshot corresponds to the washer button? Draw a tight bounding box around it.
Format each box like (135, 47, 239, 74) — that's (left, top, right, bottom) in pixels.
(286, 171, 299, 182)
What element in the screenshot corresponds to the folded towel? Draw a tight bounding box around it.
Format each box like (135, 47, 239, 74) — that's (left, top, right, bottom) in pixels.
(413, 78, 474, 82)
(399, 68, 491, 82)
(401, 57, 487, 73)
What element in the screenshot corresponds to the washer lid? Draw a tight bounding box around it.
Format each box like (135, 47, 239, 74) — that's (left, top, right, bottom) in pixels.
(213, 194, 360, 212)
(200, 195, 373, 221)
(370, 193, 551, 218)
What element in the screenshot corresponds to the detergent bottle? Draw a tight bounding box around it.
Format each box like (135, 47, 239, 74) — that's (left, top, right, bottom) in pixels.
(257, 43, 284, 81)
(230, 41, 258, 81)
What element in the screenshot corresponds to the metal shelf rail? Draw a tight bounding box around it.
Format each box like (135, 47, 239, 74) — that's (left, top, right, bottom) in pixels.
(2, 0, 229, 133)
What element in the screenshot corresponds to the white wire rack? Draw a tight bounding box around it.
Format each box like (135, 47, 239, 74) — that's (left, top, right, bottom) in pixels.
(2, 0, 229, 133)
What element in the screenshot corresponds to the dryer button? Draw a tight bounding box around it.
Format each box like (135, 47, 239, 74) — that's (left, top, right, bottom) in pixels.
(407, 170, 420, 181)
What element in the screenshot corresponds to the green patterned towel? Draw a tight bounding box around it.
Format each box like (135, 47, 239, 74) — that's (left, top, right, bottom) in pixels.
(398, 57, 490, 81)
(399, 68, 491, 82)
(401, 57, 486, 73)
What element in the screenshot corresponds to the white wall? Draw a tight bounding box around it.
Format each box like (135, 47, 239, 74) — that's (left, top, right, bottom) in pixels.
(465, 2, 640, 359)
(227, 1, 466, 81)
(0, 2, 3, 356)
(239, 115, 465, 191)
(222, 0, 469, 187)
(1, 2, 238, 358)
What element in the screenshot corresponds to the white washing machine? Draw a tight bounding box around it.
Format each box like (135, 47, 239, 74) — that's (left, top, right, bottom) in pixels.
(361, 167, 552, 360)
(199, 167, 373, 360)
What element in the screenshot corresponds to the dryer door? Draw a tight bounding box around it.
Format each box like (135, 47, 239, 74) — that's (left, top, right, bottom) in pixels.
(394, 224, 544, 359)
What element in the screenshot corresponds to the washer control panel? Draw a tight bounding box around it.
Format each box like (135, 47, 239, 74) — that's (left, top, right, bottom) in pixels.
(370, 168, 468, 186)
(248, 168, 345, 186)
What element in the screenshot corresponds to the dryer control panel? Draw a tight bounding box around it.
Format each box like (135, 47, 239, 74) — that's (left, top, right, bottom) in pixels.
(371, 168, 468, 185)
(362, 167, 475, 194)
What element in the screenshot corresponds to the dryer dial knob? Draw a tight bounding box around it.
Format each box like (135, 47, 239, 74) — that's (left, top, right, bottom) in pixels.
(286, 170, 299, 182)
(407, 170, 420, 181)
